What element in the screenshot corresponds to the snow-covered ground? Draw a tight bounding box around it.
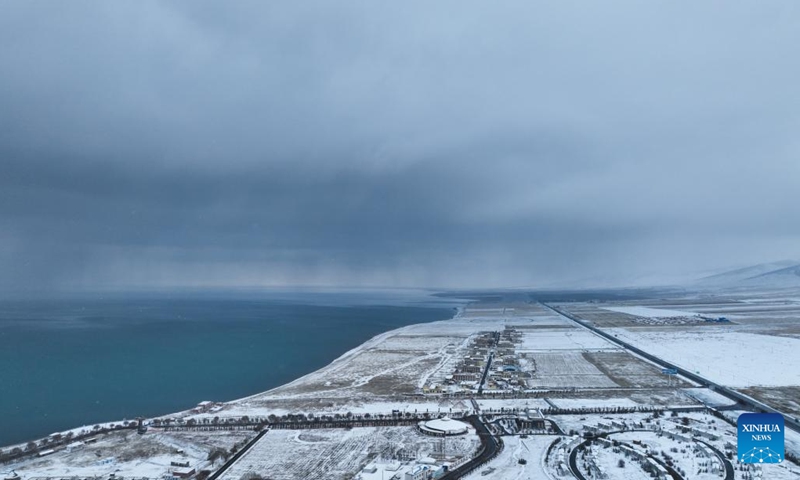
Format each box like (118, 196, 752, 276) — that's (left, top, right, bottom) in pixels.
(218, 427, 480, 480)
(517, 329, 618, 352)
(462, 435, 558, 480)
(601, 306, 700, 318)
(608, 328, 800, 387)
(549, 397, 641, 410)
(1, 429, 252, 478)
(477, 399, 551, 412)
(526, 351, 619, 388)
(608, 430, 724, 480)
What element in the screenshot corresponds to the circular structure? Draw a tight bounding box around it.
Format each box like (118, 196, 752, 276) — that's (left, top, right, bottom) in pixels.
(419, 417, 470, 436)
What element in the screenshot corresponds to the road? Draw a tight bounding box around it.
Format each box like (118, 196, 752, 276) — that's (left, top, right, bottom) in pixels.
(439, 415, 503, 479)
(477, 330, 500, 395)
(477, 352, 494, 395)
(208, 429, 269, 480)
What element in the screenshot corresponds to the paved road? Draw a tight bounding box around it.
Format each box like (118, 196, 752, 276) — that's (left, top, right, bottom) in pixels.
(208, 429, 268, 480)
(477, 352, 494, 395)
(696, 439, 735, 480)
(543, 398, 559, 409)
(439, 415, 503, 479)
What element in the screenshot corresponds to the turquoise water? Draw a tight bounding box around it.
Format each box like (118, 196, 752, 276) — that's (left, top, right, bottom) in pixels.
(0, 290, 459, 447)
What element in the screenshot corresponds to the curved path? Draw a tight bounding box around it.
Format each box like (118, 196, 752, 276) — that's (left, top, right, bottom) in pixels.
(440, 415, 503, 479)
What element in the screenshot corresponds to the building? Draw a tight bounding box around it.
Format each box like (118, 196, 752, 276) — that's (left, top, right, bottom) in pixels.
(452, 372, 479, 382)
(419, 417, 470, 436)
(170, 467, 196, 479)
(405, 465, 432, 480)
(522, 409, 547, 430)
(65, 441, 84, 452)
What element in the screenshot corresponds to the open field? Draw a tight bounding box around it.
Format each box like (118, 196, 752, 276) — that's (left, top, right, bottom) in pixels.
(582, 351, 691, 388)
(738, 386, 800, 418)
(525, 352, 618, 389)
(605, 328, 800, 387)
(517, 328, 618, 351)
(0, 430, 253, 478)
(218, 427, 480, 480)
(462, 434, 557, 480)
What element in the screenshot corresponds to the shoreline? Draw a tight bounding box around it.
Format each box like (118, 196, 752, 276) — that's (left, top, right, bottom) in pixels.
(238, 304, 466, 400)
(0, 302, 466, 451)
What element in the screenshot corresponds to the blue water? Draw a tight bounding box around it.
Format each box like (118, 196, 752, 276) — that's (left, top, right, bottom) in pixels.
(0, 289, 459, 447)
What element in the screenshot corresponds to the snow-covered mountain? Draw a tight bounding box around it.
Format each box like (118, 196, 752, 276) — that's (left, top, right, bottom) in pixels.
(694, 260, 800, 288)
(742, 263, 800, 287)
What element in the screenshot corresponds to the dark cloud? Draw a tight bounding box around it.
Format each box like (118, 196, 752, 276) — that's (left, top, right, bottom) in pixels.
(1, 1, 799, 292)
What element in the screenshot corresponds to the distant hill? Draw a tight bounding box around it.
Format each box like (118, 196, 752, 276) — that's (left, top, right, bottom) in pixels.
(742, 263, 800, 287)
(695, 260, 800, 288)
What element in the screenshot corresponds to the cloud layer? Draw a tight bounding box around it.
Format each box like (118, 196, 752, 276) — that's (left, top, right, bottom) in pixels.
(1, 1, 799, 291)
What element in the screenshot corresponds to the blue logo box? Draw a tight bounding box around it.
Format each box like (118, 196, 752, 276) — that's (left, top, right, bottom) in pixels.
(738, 413, 784, 464)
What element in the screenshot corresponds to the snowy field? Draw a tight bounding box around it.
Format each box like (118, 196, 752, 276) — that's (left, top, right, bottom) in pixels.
(525, 352, 618, 388)
(509, 314, 575, 327)
(608, 328, 800, 387)
(250, 332, 460, 399)
(549, 397, 641, 410)
(218, 427, 480, 480)
(601, 306, 700, 318)
(239, 315, 516, 403)
(517, 329, 618, 352)
(1, 430, 252, 478)
(462, 435, 558, 480)
(477, 399, 551, 412)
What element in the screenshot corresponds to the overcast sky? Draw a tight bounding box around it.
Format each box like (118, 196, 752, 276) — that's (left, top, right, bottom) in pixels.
(1, 1, 799, 292)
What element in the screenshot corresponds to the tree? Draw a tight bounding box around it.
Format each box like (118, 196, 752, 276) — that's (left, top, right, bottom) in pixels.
(617, 459, 625, 468)
(240, 474, 265, 480)
(208, 448, 228, 464)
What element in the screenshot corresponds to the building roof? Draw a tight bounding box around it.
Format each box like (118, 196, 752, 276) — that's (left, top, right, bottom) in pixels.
(421, 417, 469, 435)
